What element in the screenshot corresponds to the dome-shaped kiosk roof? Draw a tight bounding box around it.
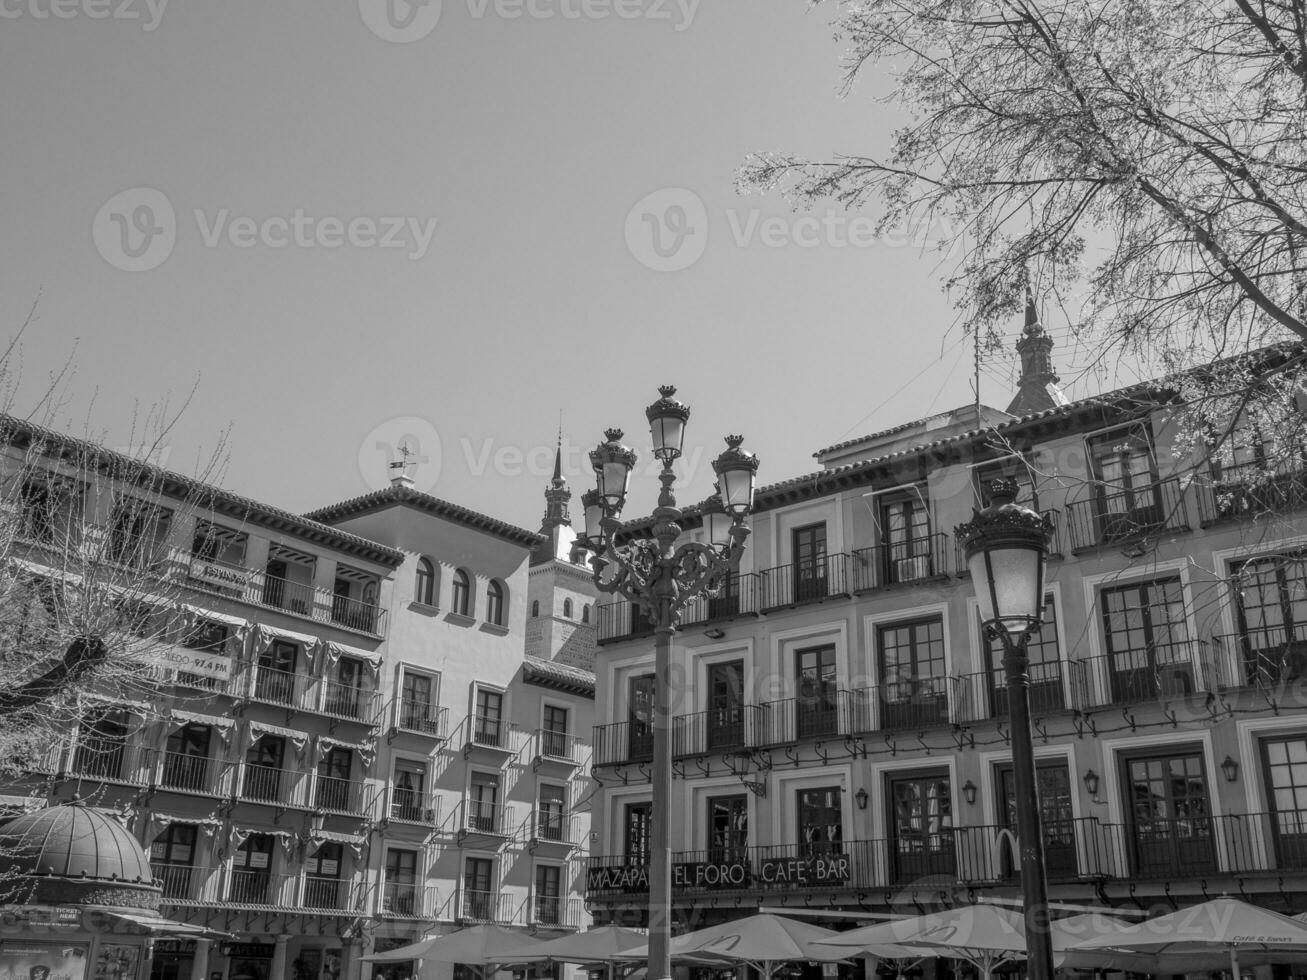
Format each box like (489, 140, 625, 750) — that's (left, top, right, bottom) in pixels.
(0, 799, 160, 910)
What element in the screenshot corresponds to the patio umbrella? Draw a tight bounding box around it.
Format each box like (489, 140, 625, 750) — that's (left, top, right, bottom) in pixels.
(626, 913, 845, 979)
(1070, 897, 1307, 978)
(496, 926, 649, 964)
(361, 924, 536, 964)
(815, 904, 1029, 980)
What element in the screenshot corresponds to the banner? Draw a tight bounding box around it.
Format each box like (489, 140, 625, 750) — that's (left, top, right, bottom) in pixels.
(144, 645, 232, 682)
(0, 942, 89, 980)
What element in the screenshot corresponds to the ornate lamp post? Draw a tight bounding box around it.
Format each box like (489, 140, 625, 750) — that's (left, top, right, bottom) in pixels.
(955, 479, 1055, 980)
(577, 386, 759, 980)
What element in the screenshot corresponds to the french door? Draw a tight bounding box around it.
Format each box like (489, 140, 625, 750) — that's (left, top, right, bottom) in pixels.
(888, 772, 954, 883)
(1122, 751, 1215, 876)
(707, 660, 745, 750)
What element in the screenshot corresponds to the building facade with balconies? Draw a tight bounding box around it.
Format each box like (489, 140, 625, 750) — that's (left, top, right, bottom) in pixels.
(0, 419, 596, 980)
(306, 467, 596, 980)
(587, 335, 1307, 933)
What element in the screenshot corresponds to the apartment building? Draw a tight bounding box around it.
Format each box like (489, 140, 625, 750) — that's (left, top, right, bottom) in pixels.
(587, 323, 1307, 931)
(0, 421, 595, 980)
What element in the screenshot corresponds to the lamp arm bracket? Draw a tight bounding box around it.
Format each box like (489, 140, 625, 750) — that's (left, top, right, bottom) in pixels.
(1121, 705, 1137, 732)
(1033, 719, 1049, 743)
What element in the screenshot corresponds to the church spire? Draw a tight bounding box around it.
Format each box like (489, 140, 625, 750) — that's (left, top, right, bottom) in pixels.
(1006, 287, 1068, 415)
(533, 424, 579, 566)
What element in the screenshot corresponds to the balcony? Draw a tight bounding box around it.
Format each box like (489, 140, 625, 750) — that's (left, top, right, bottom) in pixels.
(248, 665, 304, 708)
(523, 809, 583, 850)
(378, 882, 440, 919)
(182, 553, 389, 638)
(953, 661, 1071, 723)
(596, 601, 655, 644)
(1197, 461, 1307, 526)
(592, 721, 653, 767)
(852, 534, 952, 592)
(461, 715, 521, 756)
(65, 739, 149, 786)
(527, 895, 586, 931)
(313, 773, 370, 817)
(678, 573, 761, 627)
(1066, 477, 1189, 553)
(301, 875, 363, 912)
(156, 863, 216, 903)
(759, 555, 852, 612)
(225, 870, 298, 907)
(454, 799, 514, 843)
(1213, 625, 1307, 690)
(318, 678, 377, 723)
(389, 698, 448, 740)
(235, 763, 309, 808)
(1077, 641, 1216, 707)
(387, 787, 439, 826)
(673, 708, 759, 758)
(155, 751, 218, 795)
(455, 888, 516, 925)
(532, 729, 586, 769)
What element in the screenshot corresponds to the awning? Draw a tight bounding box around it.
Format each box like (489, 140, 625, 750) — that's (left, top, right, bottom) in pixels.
(307, 829, 367, 858)
(80, 692, 155, 717)
(248, 721, 310, 753)
(253, 624, 323, 662)
(169, 708, 235, 731)
(145, 812, 224, 842)
(175, 603, 251, 633)
(103, 910, 233, 939)
(318, 734, 376, 765)
(324, 640, 382, 672)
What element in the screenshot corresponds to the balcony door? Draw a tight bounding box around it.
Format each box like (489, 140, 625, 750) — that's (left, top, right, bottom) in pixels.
(327, 657, 363, 717)
(231, 833, 274, 904)
(162, 723, 210, 792)
(401, 672, 436, 730)
(792, 523, 827, 602)
(392, 760, 427, 821)
(463, 857, 495, 920)
(150, 823, 196, 900)
(255, 641, 297, 704)
(243, 737, 284, 802)
(469, 772, 500, 832)
(542, 704, 569, 758)
(797, 786, 842, 857)
(475, 688, 503, 746)
(795, 646, 838, 739)
(707, 660, 745, 750)
(1089, 424, 1161, 541)
(1232, 555, 1307, 686)
(316, 748, 353, 812)
(878, 618, 948, 730)
(384, 848, 417, 914)
(1262, 735, 1307, 869)
(1122, 750, 1216, 876)
(628, 675, 654, 762)
(1101, 578, 1193, 703)
(880, 493, 933, 584)
(304, 842, 343, 910)
(535, 864, 562, 925)
(987, 596, 1063, 717)
(625, 802, 652, 866)
(996, 762, 1076, 879)
(538, 784, 567, 841)
(73, 710, 128, 779)
(888, 771, 953, 883)
(708, 794, 748, 864)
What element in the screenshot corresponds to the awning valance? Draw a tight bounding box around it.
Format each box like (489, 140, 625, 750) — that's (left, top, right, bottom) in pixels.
(174, 603, 251, 635)
(324, 641, 382, 673)
(145, 812, 223, 842)
(254, 624, 324, 664)
(169, 708, 235, 732)
(318, 734, 376, 766)
(307, 829, 367, 858)
(248, 721, 310, 753)
(80, 692, 155, 717)
(228, 825, 297, 854)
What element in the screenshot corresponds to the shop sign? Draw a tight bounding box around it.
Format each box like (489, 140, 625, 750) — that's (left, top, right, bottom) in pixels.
(188, 558, 251, 590)
(144, 645, 232, 682)
(221, 945, 274, 960)
(585, 864, 649, 892)
(671, 862, 750, 890)
(756, 853, 851, 885)
(153, 943, 197, 956)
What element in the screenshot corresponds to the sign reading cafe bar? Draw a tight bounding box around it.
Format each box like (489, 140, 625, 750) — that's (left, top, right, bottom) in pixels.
(587, 854, 850, 892)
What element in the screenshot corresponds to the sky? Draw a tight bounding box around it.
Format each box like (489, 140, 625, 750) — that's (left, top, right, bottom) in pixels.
(0, 0, 1113, 533)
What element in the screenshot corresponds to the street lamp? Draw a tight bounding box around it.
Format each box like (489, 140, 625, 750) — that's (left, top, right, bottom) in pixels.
(955, 478, 1054, 980)
(578, 385, 759, 980)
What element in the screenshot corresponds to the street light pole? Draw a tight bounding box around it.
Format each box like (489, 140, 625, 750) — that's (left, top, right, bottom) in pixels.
(578, 388, 759, 980)
(956, 478, 1055, 980)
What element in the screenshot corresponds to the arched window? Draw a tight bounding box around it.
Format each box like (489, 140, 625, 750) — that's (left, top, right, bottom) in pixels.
(414, 558, 435, 606)
(582, 604, 591, 624)
(452, 569, 471, 617)
(486, 580, 505, 626)
(532, 600, 540, 617)
(563, 598, 573, 619)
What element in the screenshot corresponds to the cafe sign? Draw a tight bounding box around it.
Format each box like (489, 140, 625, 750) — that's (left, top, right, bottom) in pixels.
(756, 854, 851, 886)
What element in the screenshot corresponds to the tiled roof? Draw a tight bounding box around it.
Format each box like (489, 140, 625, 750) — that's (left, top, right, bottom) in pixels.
(814, 404, 1014, 458)
(522, 656, 595, 697)
(305, 485, 545, 550)
(0, 415, 404, 566)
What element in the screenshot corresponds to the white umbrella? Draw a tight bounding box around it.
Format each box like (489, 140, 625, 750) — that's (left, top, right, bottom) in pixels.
(626, 913, 845, 980)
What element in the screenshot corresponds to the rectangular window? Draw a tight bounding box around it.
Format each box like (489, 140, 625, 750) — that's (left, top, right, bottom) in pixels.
(469, 772, 501, 833)
(1261, 736, 1307, 869)
(538, 784, 567, 841)
(1100, 578, 1192, 702)
(986, 595, 1062, 716)
(707, 795, 748, 862)
(400, 671, 439, 733)
(391, 760, 428, 821)
(384, 848, 418, 914)
(625, 802, 652, 864)
(797, 787, 842, 857)
(1122, 751, 1215, 876)
(475, 688, 504, 746)
(995, 762, 1075, 879)
(795, 646, 838, 739)
(162, 724, 211, 792)
(888, 771, 953, 884)
(463, 857, 495, 921)
(184, 620, 230, 653)
(792, 523, 828, 602)
(1087, 423, 1162, 541)
(1231, 554, 1307, 686)
(628, 675, 655, 762)
(707, 660, 746, 750)
(878, 617, 949, 729)
(879, 492, 934, 583)
(542, 704, 569, 758)
(534, 864, 562, 925)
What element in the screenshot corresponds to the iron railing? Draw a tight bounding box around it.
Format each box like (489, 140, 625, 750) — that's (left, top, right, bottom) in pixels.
(456, 888, 516, 924)
(1066, 477, 1189, 552)
(1213, 625, 1307, 690)
(391, 698, 448, 739)
(852, 534, 952, 592)
(679, 572, 761, 626)
(1196, 462, 1307, 526)
(534, 728, 586, 766)
(378, 882, 440, 918)
(953, 661, 1071, 723)
(596, 601, 656, 643)
(592, 721, 653, 767)
(1076, 641, 1216, 706)
(759, 554, 853, 611)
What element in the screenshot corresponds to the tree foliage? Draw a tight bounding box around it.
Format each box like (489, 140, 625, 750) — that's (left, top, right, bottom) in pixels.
(741, 0, 1307, 368)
